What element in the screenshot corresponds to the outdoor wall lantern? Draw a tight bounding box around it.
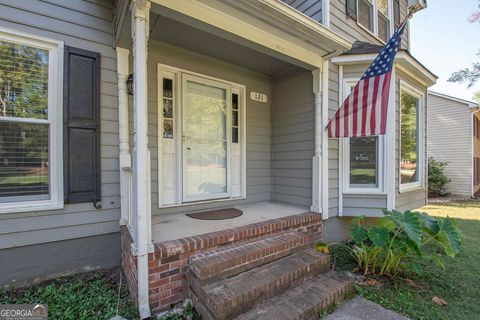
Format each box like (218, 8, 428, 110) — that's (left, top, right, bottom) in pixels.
(127, 73, 134, 95)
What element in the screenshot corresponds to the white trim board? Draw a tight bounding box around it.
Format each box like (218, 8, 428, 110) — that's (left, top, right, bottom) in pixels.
(398, 79, 426, 194)
(150, 0, 351, 69)
(157, 63, 247, 208)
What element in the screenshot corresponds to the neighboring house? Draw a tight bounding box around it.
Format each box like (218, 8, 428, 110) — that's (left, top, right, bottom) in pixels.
(0, 0, 436, 318)
(428, 91, 480, 197)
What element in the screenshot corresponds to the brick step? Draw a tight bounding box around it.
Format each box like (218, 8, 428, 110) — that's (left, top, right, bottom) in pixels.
(234, 271, 355, 320)
(190, 248, 330, 320)
(190, 230, 311, 285)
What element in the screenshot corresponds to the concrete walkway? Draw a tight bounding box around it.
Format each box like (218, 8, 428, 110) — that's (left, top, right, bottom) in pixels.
(324, 296, 410, 320)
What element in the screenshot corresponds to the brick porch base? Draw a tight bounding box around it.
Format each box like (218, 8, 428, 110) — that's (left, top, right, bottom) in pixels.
(121, 211, 322, 313)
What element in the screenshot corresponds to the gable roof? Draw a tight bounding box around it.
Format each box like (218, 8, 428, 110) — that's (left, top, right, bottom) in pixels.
(332, 41, 438, 86)
(429, 91, 479, 109)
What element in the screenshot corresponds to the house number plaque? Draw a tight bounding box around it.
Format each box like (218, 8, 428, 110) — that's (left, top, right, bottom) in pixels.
(250, 92, 268, 103)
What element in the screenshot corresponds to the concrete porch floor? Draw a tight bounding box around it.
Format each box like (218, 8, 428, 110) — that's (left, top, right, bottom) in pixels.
(151, 201, 310, 243)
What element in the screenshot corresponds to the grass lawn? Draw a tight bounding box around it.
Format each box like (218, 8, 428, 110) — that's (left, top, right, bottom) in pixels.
(0, 268, 138, 320)
(350, 200, 480, 320)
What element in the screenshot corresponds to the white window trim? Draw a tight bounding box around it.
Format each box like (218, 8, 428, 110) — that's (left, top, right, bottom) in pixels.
(341, 78, 386, 195)
(399, 79, 425, 193)
(356, 0, 392, 44)
(157, 63, 246, 208)
(0, 27, 64, 214)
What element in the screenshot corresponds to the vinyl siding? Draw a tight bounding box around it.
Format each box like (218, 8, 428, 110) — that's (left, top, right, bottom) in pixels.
(328, 62, 340, 216)
(428, 94, 473, 196)
(272, 68, 314, 207)
(395, 69, 428, 210)
(281, 0, 323, 23)
(0, 0, 119, 250)
(142, 41, 274, 215)
(329, 0, 410, 50)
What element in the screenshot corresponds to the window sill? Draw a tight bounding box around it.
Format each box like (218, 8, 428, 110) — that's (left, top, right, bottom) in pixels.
(344, 189, 386, 195)
(0, 199, 64, 214)
(399, 183, 424, 194)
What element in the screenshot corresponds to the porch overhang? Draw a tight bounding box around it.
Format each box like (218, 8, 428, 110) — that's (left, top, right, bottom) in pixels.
(331, 51, 438, 87)
(150, 0, 351, 70)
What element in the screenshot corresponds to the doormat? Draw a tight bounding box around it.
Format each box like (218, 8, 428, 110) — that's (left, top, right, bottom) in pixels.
(186, 208, 243, 220)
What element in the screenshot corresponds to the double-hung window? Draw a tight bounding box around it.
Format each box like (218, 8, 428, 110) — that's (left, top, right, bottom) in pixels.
(377, 0, 390, 42)
(342, 79, 384, 193)
(0, 29, 63, 213)
(399, 81, 424, 192)
(347, 0, 393, 43)
(357, 0, 374, 33)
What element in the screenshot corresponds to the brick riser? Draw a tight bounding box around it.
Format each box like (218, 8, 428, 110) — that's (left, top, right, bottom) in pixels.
(190, 249, 331, 320)
(235, 272, 356, 320)
(146, 212, 322, 312)
(190, 230, 311, 286)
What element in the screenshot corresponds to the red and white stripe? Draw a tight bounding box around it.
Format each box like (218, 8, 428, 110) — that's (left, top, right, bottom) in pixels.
(327, 71, 392, 138)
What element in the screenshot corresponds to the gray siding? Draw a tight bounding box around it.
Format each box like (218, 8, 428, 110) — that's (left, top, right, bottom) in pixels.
(272, 69, 314, 207)
(0, 0, 120, 250)
(395, 69, 428, 210)
(281, 0, 323, 23)
(428, 94, 473, 196)
(0, 233, 119, 287)
(330, 0, 410, 50)
(142, 41, 274, 215)
(328, 62, 340, 216)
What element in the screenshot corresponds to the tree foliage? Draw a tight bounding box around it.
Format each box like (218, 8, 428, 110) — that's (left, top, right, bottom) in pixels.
(449, 1, 480, 95)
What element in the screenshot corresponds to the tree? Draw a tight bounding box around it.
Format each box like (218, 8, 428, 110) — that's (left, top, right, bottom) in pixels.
(448, 1, 480, 96)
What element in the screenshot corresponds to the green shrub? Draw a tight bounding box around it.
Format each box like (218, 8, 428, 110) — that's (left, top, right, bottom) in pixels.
(349, 210, 462, 276)
(428, 157, 450, 197)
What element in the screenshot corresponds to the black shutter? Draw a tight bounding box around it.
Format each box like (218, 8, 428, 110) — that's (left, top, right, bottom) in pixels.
(63, 46, 101, 206)
(346, 0, 357, 20)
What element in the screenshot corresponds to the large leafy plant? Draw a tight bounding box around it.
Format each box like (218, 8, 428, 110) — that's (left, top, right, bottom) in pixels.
(349, 210, 462, 275)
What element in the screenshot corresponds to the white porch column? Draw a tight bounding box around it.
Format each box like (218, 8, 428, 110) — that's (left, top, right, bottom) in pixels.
(116, 47, 131, 226)
(321, 61, 330, 218)
(311, 61, 330, 219)
(131, 0, 152, 318)
(311, 67, 323, 215)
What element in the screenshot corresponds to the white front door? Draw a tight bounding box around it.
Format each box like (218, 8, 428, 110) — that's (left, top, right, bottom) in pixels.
(182, 74, 231, 202)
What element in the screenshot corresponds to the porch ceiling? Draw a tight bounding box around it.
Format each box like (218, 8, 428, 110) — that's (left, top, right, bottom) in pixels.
(149, 15, 293, 76)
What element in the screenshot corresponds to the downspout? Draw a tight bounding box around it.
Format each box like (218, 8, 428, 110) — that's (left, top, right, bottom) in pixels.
(338, 65, 344, 216)
(386, 66, 396, 210)
(471, 108, 480, 197)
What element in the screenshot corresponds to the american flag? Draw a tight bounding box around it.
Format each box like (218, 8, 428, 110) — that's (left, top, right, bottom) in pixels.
(327, 20, 408, 138)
